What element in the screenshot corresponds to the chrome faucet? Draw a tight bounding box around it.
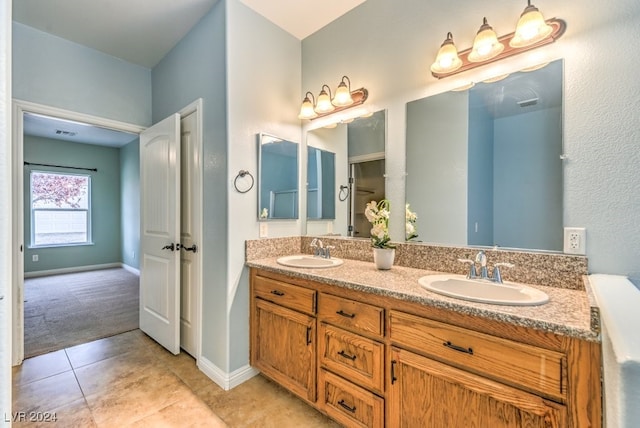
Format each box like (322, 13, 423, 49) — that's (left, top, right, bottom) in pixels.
(310, 238, 334, 259)
(458, 251, 515, 284)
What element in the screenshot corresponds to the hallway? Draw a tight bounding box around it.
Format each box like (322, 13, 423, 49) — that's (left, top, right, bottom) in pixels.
(12, 330, 338, 427)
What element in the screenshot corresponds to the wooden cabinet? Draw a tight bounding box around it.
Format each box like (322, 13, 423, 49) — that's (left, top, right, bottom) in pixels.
(388, 346, 567, 427)
(250, 278, 317, 403)
(249, 268, 601, 428)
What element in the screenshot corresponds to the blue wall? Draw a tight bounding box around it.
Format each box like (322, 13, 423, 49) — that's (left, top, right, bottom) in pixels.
(23, 136, 122, 272)
(151, 2, 229, 368)
(12, 22, 151, 126)
(120, 139, 140, 269)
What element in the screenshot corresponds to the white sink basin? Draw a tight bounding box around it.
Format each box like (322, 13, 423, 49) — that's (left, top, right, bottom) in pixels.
(277, 255, 344, 269)
(418, 274, 549, 306)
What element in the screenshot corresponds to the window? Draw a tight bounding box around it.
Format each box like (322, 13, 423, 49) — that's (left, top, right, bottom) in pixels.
(30, 171, 92, 247)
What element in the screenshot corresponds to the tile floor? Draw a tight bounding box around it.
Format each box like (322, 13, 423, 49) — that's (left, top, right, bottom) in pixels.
(12, 329, 339, 427)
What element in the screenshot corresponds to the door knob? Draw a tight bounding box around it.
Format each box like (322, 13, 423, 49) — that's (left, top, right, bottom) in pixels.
(181, 244, 197, 253)
(161, 243, 175, 251)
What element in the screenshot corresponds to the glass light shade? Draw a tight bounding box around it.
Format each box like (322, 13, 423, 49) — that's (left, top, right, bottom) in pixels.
(314, 87, 335, 114)
(332, 80, 354, 107)
(298, 94, 317, 119)
(430, 33, 462, 74)
(468, 18, 504, 63)
(510, 4, 553, 48)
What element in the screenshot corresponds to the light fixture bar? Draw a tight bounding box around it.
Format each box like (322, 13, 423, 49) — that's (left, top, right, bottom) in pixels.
(432, 18, 565, 79)
(309, 88, 368, 120)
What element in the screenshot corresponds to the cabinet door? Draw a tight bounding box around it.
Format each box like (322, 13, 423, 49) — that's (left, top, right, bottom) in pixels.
(252, 299, 316, 402)
(388, 347, 566, 428)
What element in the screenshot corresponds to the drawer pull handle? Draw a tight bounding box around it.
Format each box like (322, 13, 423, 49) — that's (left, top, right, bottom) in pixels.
(306, 326, 312, 345)
(336, 310, 356, 318)
(443, 341, 474, 355)
(270, 290, 285, 296)
(337, 350, 356, 361)
(391, 360, 398, 384)
(338, 400, 356, 413)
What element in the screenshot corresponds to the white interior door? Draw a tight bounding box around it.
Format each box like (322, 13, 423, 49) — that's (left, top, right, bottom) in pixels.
(179, 111, 201, 357)
(139, 113, 181, 354)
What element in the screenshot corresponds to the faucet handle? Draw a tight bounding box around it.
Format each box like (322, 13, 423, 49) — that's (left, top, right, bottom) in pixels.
(492, 262, 515, 284)
(458, 258, 477, 279)
(325, 245, 335, 259)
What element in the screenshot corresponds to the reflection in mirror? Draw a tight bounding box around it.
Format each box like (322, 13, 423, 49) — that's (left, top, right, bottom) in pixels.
(405, 60, 563, 251)
(305, 110, 386, 237)
(307, 146, 336, 219)
(258, 133, 299, 220)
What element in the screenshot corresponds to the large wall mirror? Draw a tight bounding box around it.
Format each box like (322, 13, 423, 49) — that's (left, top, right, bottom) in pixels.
(405, 59, 563, 251)
(305, 110, 386, 237)
(258, 133, 299, 220)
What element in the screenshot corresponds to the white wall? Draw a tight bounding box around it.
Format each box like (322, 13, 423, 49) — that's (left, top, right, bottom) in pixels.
(302, 0, 640, 278)
(226, 0, 301, 371)
(0, 0, 10, 419)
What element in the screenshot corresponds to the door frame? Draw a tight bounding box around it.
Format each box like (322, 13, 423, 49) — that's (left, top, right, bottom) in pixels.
(176, 98, 203, 360)
(12, 99, 204, 364)
(11, 99, 145, 365)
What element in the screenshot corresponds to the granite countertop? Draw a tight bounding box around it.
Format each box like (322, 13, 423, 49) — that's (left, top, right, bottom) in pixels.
(247, 256, 601, 342)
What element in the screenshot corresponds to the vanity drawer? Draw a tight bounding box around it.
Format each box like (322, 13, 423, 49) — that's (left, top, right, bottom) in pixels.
(389, 310, 567, 401)
(253, 275, 316, 315)
(318, 293, 384, 338)
(318, 369, 384, 428)
(319, 323, 384, 394)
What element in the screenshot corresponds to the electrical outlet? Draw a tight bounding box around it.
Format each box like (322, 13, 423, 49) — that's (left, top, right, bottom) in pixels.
(564, 227, 586, 255)
(32, 254, 38, 262)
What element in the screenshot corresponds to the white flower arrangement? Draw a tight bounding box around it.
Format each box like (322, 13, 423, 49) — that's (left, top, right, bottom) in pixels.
(364, 199, 395, 249)
(405, 203, 418, 241)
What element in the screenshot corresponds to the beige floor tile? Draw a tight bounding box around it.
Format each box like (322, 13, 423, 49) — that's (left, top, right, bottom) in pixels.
(12, 371, 84, 415)
(86, 367, 193, 427)
(74, 350, 164, 396)
(157, 351, 214, 392)
(11, 398, 97, 428)
(127, 391, 228, 428)
(12, 350, 71, 386)
(65, 329, 154, 368)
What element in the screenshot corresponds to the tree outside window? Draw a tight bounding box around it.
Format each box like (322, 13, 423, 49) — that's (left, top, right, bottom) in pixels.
(30, 171, 91, 246)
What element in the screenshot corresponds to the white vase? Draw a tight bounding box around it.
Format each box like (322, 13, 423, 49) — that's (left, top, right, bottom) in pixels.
(373, 248, 395, 270)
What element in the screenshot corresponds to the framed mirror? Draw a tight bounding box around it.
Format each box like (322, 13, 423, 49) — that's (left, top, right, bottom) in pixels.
(307, 146, 336, 219)
(405, 60, 563, 251)
(257, 133, 299, 220)
(305, 110, 386, 237)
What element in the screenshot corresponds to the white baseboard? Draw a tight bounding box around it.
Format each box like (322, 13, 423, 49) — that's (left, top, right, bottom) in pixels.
(121, 264, 140, 276)
(24, 262, 122, 278)
(197, 356, 259, 391)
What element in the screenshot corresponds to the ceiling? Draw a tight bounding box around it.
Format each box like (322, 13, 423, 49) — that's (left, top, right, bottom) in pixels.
(24, 113, 138, 147)
(14, 0, 366, 145)
(12, 0, 366, 69)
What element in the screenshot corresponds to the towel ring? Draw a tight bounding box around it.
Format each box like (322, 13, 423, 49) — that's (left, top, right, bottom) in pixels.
(338, 185, 350, 202)
(234, 170, 254, 193)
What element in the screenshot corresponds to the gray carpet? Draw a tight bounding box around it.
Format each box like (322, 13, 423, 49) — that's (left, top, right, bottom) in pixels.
(24, 267, 139, 358)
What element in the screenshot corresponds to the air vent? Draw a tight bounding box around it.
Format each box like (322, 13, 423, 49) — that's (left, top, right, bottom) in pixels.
(55, 129, 77, 137)
(517, 98, 539, 108)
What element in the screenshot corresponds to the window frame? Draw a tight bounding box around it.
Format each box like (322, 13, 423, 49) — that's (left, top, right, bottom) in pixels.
(29, 170, 93, 248)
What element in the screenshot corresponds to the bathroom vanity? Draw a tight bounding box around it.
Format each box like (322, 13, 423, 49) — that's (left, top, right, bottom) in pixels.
(247, 252, 601, 428)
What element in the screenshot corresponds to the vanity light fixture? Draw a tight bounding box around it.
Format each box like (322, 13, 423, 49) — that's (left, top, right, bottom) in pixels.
(468, 18, 504, 63)
(430, 32, 463, 74)
(298, 76, 369, 121)
(430, 2, 565, 79)
(298, 92, 318, 119)
(510, 1, 553, 48)
(332, 76, 354, 107)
